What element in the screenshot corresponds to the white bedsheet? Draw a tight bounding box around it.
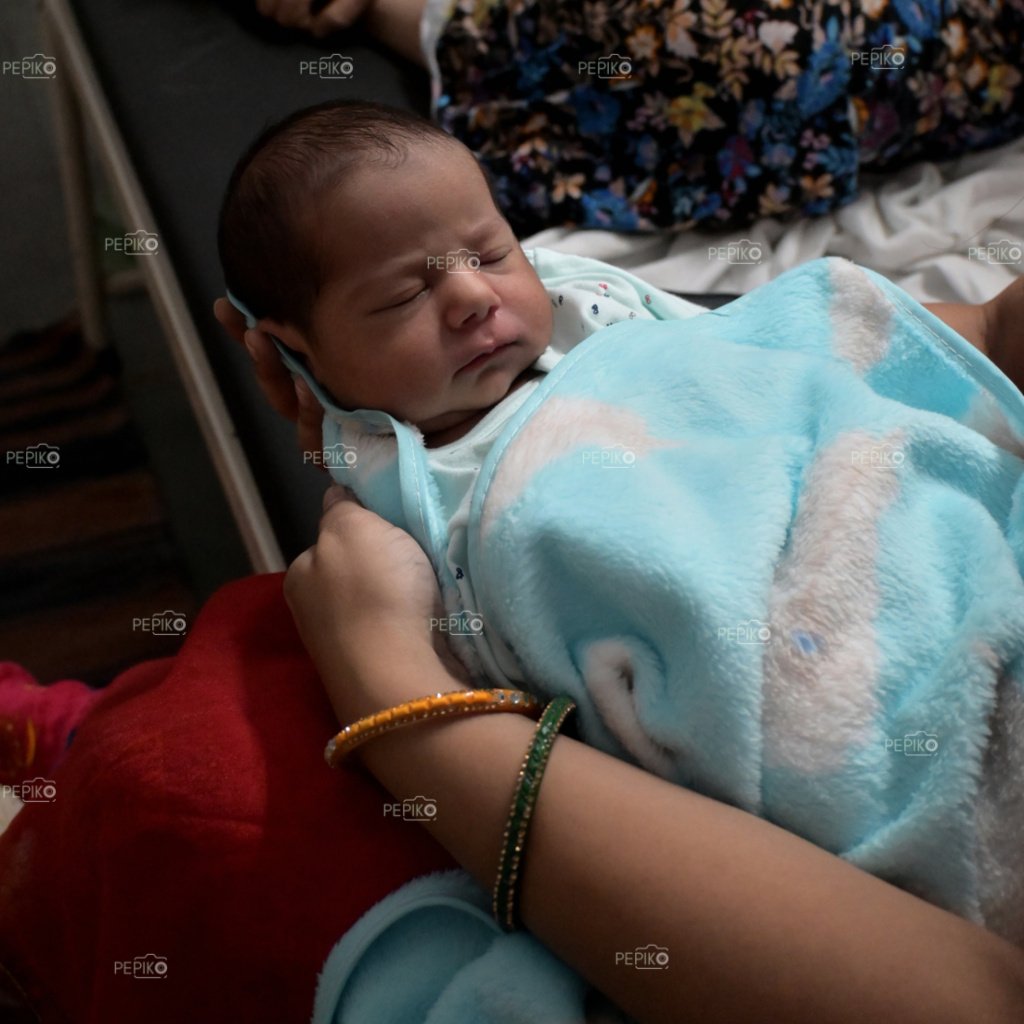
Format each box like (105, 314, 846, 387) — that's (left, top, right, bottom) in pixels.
(522, 138, 1024, 305)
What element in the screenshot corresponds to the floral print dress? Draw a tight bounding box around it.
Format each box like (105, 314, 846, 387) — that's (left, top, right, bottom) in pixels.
(425, 0, 1024, 236)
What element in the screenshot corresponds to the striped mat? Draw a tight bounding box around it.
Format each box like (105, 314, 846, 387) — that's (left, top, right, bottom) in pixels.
(0, 316, 197, 687)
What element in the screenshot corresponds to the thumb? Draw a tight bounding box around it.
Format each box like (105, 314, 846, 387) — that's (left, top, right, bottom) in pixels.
(322, 483, 358, 514)
(309, 0, 368, 35)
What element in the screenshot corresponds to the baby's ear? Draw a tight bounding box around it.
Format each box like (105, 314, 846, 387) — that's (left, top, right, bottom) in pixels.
(257, 318, 313, 359)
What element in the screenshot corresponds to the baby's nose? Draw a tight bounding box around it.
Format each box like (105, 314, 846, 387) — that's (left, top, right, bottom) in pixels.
(446, 273, 500, 327)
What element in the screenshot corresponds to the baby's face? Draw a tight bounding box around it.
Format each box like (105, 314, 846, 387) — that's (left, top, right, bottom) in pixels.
(264, 143, 553, 437)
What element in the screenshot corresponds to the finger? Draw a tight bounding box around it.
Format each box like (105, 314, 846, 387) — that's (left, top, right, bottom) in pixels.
(282, 547, 314, 605)
(274, 0, 314, 27)
(260, 0, 296, 20)
(213, 297, 247, 346)
(319, 485, 366, 534)
(295, 377, 326, 467)
(309, 0, 362, 35)
(322, 483, 356, 513)
(246, 329, 300, 421)
(263, 0, 291, 20)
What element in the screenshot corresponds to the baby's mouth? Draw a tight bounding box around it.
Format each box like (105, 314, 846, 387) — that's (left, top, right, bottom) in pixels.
(456, 340, 516, 374)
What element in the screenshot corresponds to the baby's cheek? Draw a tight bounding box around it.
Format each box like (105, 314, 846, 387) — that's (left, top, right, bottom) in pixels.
(534, 295, 555, 350)
(406, 361, 450, 417)
(525, 279, 554, 342)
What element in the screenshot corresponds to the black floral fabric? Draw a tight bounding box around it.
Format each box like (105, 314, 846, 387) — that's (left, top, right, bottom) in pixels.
(432, 0, 1024, 236)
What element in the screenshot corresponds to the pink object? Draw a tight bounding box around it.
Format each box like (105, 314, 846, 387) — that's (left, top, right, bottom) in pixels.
(0, 663, 103, 785)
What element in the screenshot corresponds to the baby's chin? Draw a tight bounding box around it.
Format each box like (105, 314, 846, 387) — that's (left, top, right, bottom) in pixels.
(414, 372, 525, 435)
(423, 340, 543, 417)
(469, 360, 534, 405)
(414, 400, 485, 436)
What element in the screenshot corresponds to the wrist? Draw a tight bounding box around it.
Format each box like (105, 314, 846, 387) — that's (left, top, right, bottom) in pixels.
(329, 627, 456, 723)
(981, 292, 1004, 368)
(358, 708, 540, 889)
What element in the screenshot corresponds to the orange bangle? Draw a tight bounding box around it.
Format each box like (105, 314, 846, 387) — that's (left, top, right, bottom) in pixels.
(325, 689, 542, 767)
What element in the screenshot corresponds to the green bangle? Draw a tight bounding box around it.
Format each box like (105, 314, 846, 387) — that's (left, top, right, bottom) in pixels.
(492, 696, 576, 932)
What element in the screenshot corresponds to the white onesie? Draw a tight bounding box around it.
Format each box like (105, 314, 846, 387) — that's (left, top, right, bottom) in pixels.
(428, 246, 707, 585)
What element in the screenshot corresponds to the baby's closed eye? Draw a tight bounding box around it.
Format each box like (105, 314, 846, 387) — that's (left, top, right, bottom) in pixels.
(373, 251, 513, 312)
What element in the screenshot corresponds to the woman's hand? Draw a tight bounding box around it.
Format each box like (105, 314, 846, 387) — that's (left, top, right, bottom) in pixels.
(212, 297, 324, 465)
(284, 485, 470, 723)
(253, 0, 374, 38)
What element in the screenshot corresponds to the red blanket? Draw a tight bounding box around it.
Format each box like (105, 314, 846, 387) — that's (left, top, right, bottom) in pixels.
(0, 573, 455, 1023)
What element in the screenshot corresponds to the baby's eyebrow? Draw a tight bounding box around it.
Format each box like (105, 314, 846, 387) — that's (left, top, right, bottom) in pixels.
(358, 219, 509, 291)
(351, 261, 427, 306)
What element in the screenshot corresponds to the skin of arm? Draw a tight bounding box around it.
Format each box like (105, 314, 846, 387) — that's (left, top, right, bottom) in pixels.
(285, 490, 1024, 1024)
(929, 278, 1024, 393)
(925, 301, 990, 355)
(361, 0, 428, 67)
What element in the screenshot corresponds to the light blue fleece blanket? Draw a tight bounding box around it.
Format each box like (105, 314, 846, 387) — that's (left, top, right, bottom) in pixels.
(236, 258, 1024, 1020)
(311, 869, 631, 1024)
(459, 255, 1024, 917)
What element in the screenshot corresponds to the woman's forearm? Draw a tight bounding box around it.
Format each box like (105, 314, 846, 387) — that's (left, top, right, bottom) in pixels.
(362, 0, 428, 67)
(924, 301, 989, 355)
(338, 637, 1024, 1024)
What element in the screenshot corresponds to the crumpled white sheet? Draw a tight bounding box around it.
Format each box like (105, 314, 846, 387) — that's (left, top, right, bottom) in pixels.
(0, 790, 22, 836)
(522, 138, 1024, 305)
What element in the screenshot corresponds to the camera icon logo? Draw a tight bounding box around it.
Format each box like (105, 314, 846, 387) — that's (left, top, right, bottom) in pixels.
(106, 230, 159, 256)
(903, 731, 940, 756)
(154, 610, 186, 636)
(871, 44, 906, 68)
(403, 796, 436, 821)
(300, 54, 354, 79)
(430, 610, 484, 636)
(884, 730, 940, 756)
(136, 953, 167, 978)
(737, 619, 772, 644)
(17, 54, 57, 78)
(426, 248, 481, 273)
(114, 953, 168, 978)
(127, 229, 159, 255)
(727, 238, 762, 264)
(598, 52, 632, 78)
(708, 239, 763, 264)
(404, 796, 437, 821)
(578, 52, 633, 79)
(634, 943, 670, 969)
(582, 443, 637, 469)
(852, 442, 905, 469)
(323, 442, 358, 469)
(718, 619, 772, 644)
(132, 610, 187, 636)
(383, 795, 438, 821)
(968, 239, 1023, 265)
(616, 944, 670, 969)
(25, 442, 61, 468)
(451, 610, 484, 635)
(19, 777, 57, 803)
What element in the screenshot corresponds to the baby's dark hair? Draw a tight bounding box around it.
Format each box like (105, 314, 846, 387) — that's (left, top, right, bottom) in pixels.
(218, 100, 480, 340)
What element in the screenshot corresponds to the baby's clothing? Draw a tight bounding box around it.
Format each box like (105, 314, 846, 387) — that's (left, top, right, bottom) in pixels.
(256, 248, 704, 523)
(231, 254, 1024, 951)
(427, 249, 705, 585)
(240, 248, 705, 600)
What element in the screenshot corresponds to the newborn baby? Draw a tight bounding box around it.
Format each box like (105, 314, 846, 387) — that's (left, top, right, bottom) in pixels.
(219, 99, 1024, 944)
(219, 102, 1020, 451)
